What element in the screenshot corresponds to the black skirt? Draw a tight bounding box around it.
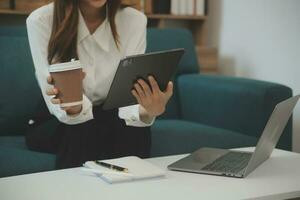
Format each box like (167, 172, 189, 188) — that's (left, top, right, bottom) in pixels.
(26, 105, 151, 169)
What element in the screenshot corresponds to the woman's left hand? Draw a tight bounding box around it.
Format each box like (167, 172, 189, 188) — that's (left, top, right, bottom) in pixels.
(131, 76, 173, 119)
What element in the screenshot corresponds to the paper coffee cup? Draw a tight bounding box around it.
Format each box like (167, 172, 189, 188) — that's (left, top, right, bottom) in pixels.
(49, 60, 83, 108)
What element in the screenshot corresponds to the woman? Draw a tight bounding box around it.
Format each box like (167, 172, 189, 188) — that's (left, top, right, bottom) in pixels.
(26, 0, 173, 168)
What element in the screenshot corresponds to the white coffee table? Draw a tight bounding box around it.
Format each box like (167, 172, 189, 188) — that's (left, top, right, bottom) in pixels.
(1, 147, 300, 200)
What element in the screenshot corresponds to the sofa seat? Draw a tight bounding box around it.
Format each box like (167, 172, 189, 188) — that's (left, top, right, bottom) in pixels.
(0, 136, 27, 149)
(150, 120, 258, 157)
(0, 137, 56, 177)
(0, 120, 258, 177)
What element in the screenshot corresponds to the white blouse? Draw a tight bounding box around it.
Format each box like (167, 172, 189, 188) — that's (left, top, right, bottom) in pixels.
(26, 3, 154, 126)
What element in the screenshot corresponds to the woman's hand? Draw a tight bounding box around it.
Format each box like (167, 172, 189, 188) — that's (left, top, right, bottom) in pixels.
(131, 76, 173, 120)
(46, 73, 85, 116)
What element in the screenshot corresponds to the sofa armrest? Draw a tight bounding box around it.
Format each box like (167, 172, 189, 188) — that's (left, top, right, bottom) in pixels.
(177, 74, 292, 150)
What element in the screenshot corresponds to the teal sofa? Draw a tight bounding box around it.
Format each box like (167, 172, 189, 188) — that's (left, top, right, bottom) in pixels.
(0, 26, 292, 177)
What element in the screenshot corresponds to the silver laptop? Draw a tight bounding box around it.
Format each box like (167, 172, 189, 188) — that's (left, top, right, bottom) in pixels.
(168, 95, 300, 178)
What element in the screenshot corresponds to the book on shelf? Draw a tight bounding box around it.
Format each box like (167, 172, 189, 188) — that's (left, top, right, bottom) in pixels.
(186, 0, 194, 15)
(196, 0, 205, 15)
(178, 0, 186, 15)
(153, 0, 170, 14)
(170, 0, 178, 15)
(0, 0, 14, 9)
(169, 0, 206, 16)
(144, 0, 153, 14)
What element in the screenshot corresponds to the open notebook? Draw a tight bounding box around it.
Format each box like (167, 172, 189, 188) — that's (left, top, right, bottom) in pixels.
(83, 156, 166, 184)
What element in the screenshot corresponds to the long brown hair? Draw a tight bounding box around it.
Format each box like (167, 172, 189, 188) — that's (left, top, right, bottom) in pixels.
(48, 0, 121, 64)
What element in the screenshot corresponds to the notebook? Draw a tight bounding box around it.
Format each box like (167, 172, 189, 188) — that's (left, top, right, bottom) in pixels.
(83, 156, 166, 184)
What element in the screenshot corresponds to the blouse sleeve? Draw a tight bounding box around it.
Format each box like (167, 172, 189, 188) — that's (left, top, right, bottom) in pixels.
(118, 13, 155, 127)
(26, 15, 94, 125)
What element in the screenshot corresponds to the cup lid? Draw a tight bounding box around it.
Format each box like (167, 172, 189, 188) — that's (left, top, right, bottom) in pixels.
(49, 60, 82, 72)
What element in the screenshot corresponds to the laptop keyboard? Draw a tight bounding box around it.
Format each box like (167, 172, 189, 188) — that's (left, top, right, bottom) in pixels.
(202, 151, 252, 174)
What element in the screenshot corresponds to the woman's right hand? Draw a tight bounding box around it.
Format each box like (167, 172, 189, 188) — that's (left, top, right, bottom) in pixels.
(46, 75, 83, 116)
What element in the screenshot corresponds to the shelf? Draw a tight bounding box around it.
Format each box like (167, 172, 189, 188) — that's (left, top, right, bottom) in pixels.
(0, 9, 29, 15)
(146, 14, 207, 20)
(0, 10, 207, 20)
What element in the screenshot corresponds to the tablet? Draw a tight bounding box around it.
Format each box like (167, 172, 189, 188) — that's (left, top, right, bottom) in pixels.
(102, 48, 185, 110)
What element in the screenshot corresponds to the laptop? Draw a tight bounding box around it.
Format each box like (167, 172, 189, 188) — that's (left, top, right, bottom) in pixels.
(168, 95, 300, 178)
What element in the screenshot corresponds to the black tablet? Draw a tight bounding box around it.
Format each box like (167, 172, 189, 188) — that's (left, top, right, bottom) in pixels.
(103, 48, 185, 110)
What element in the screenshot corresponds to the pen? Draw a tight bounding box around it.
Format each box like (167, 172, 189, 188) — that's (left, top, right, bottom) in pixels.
(95, 160, 129, 173)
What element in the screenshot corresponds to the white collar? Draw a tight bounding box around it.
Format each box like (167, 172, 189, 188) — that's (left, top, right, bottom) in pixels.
(77, 10, 112, 52)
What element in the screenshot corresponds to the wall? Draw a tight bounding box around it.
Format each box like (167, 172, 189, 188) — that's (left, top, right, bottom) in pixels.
(207, 0, 300, 151)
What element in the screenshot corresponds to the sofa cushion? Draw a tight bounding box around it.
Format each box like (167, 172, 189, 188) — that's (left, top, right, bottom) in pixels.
(177, 74, 292, 150)
(146, 28, 199, 75)
(0, 136, 27, 149)
(0, 26, 27, 36)
(150, 120, 258, 157)
(0, 146, 56, 177)
(0, 36, 41, 136)
(146, 28, 200, 119)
